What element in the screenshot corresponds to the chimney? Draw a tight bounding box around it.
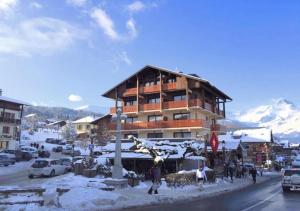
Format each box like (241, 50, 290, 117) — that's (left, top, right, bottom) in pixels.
(0, 89, 2, 96)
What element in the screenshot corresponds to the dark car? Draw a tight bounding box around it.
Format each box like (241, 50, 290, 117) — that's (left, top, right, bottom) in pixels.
(1, 149, 16, 155)
(45, 138, 55, 144)
(38, 150, 51, 158)
(52, 146, 63, 153)
(0, 154, 16, 166)
(15, 150, 33, 161)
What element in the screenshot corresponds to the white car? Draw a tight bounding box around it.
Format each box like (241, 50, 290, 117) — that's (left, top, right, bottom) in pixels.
(292, 156, 300, 167)
(282, 168, 300, 192)
(28, 159, 68, 178)
(20, 146, 39, 158)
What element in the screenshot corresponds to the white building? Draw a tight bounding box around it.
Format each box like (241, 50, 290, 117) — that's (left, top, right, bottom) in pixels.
(0, 95, 29, 149)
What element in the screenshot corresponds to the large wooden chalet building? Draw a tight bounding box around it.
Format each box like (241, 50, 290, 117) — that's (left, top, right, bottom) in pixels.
(99, 65, 232, 141)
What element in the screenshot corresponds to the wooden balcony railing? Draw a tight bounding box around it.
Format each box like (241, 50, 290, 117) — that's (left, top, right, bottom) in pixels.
(163, 100, 187, 109)
(140, 85, 160, 94)
(110, 106, 137, 114)
(0, 117, 21, 124)
(108, 119, 209, 130)
(123, 88, 137, 96)
(139, 103, 160, 111)
(162, 82, 177, 91)
(189, 99, 203, 107)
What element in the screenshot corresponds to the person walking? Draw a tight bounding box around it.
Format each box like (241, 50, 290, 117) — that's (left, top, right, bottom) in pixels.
(223, 162, 229, 179)
(148, 163, 162, 195)
(196, 165, 207, 186)
(229, 161, 235, 182)
(250, 167, 257, 184)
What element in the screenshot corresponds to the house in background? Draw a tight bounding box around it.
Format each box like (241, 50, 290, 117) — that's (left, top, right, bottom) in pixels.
(0, 91, 29, 149)
(73, 116, 97, 139)
(219, 128, 272, 165)
(99, 65, 232, 141)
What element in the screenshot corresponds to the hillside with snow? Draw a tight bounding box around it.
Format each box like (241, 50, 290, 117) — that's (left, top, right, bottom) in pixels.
(234, 99, 300, 141)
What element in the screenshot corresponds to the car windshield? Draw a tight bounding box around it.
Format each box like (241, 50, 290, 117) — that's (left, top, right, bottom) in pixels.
(284, 170, 300, 176)
(32, 160, 49, 168)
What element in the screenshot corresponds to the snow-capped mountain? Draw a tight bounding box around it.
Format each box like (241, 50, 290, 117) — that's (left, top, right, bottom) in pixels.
(234, 99, 300, 141)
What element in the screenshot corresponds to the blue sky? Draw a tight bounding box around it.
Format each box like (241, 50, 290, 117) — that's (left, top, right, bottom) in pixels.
(1, 0, 300, 113)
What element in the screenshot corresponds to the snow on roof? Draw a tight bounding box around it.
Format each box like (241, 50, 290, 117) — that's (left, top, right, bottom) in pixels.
(101, 152, 152, 159)
(0, 96, 30, 106)
(219, 128, 271, 144)
(73, 116, 97, 124)
(90, 114, 112, 124)
(102, 142, 135, 151)
(24, 113, 36, 118)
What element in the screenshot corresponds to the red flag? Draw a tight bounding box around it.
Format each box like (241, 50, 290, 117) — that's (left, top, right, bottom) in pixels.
(210, 132, 219, 154)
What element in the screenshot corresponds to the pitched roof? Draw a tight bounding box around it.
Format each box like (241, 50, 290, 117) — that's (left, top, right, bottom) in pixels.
(0, 96, 30, 106)
(73, 116, 97, 124)
(102, 65, 232, 100)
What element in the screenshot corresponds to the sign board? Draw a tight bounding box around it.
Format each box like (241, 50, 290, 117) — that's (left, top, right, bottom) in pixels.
(210, 132, 219, 154)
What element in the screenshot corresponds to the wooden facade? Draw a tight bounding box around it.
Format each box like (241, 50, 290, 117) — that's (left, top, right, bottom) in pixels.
(101, 65, 232, 139)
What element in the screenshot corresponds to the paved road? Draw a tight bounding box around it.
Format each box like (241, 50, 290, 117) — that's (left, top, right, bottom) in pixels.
(124, 176, 300, 211)
(0, 151, 66, 186)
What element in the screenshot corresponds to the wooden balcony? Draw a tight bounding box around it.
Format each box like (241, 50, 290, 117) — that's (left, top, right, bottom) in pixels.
(162, 81, 186, 91)
(0, 117, 21, 124)
(110, 106, 137, 114)
(123, 88, 137, 96)
(108, 119, 209, 131)
(163, 100, 187, 109)
(139, 103, 160, 111)
(189, 99, 203, 107)
(140, 85, 160, 94)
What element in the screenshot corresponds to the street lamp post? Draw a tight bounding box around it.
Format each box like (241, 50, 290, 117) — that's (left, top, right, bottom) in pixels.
(112, 105, 123, 179)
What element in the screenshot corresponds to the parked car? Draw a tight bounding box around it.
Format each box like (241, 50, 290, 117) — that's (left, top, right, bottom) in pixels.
(60, 157, 73, 172)
(45, 138, 55, 143)
(15, 150, 33, 161)
(38, 150, 51, 158)
(20, 146, 39, 158)
(0, 149, 15, 155)
(0, 154, 16, 166)
(292, 156, 300, 167)
(28, 159, 68, 178)
(282, 168, 300, 192)
(52, 146, 63, 153)
(62, 145, 73, 155)
(46, 138, 66, 145)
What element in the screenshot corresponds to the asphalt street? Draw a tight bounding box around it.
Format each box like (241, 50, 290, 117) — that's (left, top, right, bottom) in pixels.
(124, 176, 299, 211)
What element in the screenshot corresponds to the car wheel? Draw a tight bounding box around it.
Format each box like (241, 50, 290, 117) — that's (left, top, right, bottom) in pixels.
(282, 187, 290, 192)
(64, 168, 68, 174)
(4, 164, 8, 167)
(50, 170, 55, 177)
(29, 175, 34, 179)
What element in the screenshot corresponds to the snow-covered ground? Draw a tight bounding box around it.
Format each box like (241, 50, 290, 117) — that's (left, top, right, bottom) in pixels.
(0, 173, 275, 211)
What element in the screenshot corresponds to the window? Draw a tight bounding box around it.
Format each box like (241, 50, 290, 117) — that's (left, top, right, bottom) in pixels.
(77, 125, 82, 130)
(173, 94, 186, 101)
(148, 115, 163, 122)
(124, 98, 137, 106)
(86, 125, 91, 130)
(147, 97, 160, 104)
(173, 132, 191, 138)
(147, 133, 163, 138)
(2, 126, 10, 134)
(126, 117, 138, 123)
(173, 113, 190, 120)
(145, 80, 160, 87)
(168, 77, 176, 83)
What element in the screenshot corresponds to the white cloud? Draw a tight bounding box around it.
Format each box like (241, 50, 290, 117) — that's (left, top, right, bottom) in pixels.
(68, 94, 82, 102)
(30, 1, 42, 9)
(126, 18, 137, 39)
(127, 1, 145, 13)
(66, 0, 87, 7)
(0, 17, 88, 57)
(119, 51, 131, 65)
(0, 0, 18, 16)
(90, 8, 119, 40)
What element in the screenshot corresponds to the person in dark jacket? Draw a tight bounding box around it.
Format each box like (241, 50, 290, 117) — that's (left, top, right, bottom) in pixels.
(228, 161, 235, 182)
(250, 167, 257, 184)
(148, 163, 162, 194)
